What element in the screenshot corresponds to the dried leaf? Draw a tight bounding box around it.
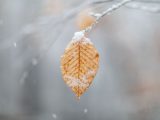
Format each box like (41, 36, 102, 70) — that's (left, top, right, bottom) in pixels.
(61, 32, 99, 99)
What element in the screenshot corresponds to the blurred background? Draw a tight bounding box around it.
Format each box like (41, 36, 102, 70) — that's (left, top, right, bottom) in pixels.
(0, 0, 160, 120)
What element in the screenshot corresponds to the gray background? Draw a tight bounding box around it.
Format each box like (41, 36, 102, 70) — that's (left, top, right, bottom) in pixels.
(0, 0, 160, 120)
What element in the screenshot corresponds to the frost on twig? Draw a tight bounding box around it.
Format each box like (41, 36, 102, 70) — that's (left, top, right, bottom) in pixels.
(126, 2, 160, 13)
(84, 0, 160, 33)
(84, 0, 132, 33)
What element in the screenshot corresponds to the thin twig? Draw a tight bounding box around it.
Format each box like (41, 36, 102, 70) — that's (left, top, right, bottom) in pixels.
(125, 3, 160, 13)
(84, 0, 133, 33)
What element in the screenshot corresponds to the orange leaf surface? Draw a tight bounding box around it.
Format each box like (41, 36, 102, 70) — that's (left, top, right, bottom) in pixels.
(61, 32, 99, 99)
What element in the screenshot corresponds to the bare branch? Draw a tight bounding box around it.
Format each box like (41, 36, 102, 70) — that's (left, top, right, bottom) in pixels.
(125, 3, 160, 13)
(84, 0, 133, 33)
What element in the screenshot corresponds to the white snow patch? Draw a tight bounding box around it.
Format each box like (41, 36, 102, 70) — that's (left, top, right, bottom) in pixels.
(64, 75, 89, 88)
(71, 31, 93, 45)
(64, 70, 96, 88)
(82, 70, 96, 82)
(90, 12, 102, 18)
(72, 31, 85, 41)
(83, 38, 92, 45)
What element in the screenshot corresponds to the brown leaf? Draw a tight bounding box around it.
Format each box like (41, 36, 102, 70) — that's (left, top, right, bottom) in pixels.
(61, 32, 99, 99)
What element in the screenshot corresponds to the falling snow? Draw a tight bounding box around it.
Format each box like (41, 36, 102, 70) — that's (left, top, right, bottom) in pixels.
(13, 42, 17, 47)
(52, 113, 57, 119)
(84, 108, 88, 113)
(32, 58, 38, 66)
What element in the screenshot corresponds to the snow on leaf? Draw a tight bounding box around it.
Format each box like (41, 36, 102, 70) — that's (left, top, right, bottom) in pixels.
(61, 32, 99, 98)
